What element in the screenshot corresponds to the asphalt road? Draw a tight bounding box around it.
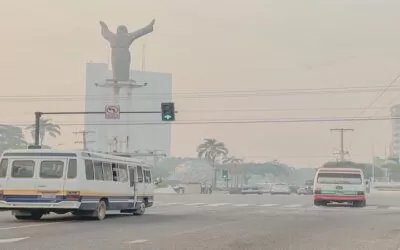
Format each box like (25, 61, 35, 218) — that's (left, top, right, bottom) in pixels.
(1, 192, 400, 249)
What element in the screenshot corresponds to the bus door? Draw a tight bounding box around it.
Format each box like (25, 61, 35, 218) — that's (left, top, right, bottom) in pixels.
(128, 166, 136, 203)
(35, 159, 67, 200)
(5, 159, 37, 199)
(136, 166, 145, 203)
(0, 158, 9, 194)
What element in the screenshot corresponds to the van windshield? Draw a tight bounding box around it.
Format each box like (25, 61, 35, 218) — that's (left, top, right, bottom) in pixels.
(317, 173, 362, 185)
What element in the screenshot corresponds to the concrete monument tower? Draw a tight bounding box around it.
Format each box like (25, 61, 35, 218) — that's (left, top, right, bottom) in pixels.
(95, 19, 155, 152)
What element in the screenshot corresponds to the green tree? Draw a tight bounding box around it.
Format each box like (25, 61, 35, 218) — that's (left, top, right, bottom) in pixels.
(197, 138, 229, 188)
(26, 118, 61, 146)
(0, 125, 27, 153)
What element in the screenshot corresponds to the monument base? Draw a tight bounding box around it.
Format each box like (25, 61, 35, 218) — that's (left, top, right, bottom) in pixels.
(95, 79, 148, 89)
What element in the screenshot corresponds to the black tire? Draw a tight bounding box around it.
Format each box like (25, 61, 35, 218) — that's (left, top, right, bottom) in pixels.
(133, 203, 146, 216)
(15, 211, 43, 220)
(353, 200, 366, 208)
(314, 200, 321, 206)
(93, 200, 107, 221)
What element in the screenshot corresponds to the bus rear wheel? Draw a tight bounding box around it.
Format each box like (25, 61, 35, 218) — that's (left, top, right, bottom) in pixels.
(353, 200, 366, 208)
(14, 211, 43, 220)
(93, 200, 107, 220)
(133, 203, 146, 216)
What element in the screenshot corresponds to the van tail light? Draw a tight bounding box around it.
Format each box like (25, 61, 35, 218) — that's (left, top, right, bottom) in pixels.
(0, 190, 3, 200)
(66, 191, 80, 200)
(314, 188, 321, 194)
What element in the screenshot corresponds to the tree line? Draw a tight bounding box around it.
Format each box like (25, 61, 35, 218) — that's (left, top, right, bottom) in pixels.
(0, 118, 61, 153)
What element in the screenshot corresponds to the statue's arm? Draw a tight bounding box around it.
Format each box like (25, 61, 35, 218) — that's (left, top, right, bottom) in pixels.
(128, 19, 155, 40)
(99, 21, 115, 42)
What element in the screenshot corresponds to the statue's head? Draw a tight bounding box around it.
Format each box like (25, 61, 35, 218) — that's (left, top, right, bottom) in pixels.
(117, 25, 128, 34)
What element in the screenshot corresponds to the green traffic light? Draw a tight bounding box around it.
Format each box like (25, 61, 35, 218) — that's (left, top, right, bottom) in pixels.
(164, 114, 172, 120)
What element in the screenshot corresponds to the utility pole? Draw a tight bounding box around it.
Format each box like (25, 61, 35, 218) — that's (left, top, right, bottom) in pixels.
(330, 128, 354, 162)
(73, 130, 95, 150)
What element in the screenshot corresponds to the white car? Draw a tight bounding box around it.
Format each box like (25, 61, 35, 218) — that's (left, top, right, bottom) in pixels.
(241, 185, 263, 195)
(270, 183, 291, 195)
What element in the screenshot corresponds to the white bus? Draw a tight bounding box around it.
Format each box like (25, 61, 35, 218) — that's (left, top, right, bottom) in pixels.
(0, 149, 156, 220)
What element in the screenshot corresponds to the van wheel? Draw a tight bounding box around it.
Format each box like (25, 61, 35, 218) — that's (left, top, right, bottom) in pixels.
(93, 200, 107, 220)
(15, 212, 43, 220)
(133, 203, 146, 216)
(353, 200, 366, 208)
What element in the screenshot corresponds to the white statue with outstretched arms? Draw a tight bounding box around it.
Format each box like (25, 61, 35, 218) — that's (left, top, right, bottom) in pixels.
(100, 19, 155, 81)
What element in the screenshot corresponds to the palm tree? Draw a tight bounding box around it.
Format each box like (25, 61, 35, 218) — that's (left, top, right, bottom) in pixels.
(197, 138, 229, 188)
(26, 118, 61, 146)
(0, 125, 27, 152)
(222, 156, 243, 187)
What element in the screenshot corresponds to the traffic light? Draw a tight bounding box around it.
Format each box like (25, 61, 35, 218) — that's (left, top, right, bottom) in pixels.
(222, 170, 228, 179)
(161, 102, 175, 121)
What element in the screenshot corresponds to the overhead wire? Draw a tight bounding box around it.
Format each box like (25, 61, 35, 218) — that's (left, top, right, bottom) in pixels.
(348, 71, 400, 150)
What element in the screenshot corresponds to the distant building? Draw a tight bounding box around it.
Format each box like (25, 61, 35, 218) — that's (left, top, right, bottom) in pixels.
(84, 63, 172, 155)
(390, 104, 400, 157)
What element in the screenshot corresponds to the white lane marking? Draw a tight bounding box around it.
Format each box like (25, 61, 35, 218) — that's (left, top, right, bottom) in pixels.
(363, 206, 378, 209)
(125, 239, 148, 244)
(0, 222, 60, 231)
(283, 204, 302, 208)
(388, 206, 400, 210)
(258, 204, 279, 207)
(185, 203, 205, 206)
(206, 203, 232, 207)
(233, 204, 249, 207)
(0, 237, 30, 244)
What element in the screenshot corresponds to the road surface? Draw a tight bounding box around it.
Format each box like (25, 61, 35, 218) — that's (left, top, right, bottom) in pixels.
(1, 192, 400, 249)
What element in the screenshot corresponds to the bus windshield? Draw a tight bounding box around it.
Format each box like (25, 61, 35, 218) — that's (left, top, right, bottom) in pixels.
(317, 172, 362, 185)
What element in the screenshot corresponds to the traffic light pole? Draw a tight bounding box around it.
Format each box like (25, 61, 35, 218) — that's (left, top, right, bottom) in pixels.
(33, 110, 164, 147)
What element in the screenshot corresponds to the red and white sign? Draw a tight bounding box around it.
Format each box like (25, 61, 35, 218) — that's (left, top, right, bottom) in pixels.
(105, 105, 120, 119)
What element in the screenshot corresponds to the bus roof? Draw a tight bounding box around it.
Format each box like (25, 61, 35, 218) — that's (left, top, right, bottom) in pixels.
(317, 168, 362, 173)
(1, 149, 149, 166)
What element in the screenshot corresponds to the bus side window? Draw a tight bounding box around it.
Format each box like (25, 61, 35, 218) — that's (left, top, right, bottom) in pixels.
(112, 163, 118, 182)
(103, 162, 113, 181)
(94, 161, 104, 181)
(0, 159, 8, 178)
(148, 170, 152, 183)
(118, 164, 128, 182)
(137, 166, 143, 183)
(85, 160, 94, 180)
(67, 159, 77, 179)
(129, 166, 135, 187)
(144, 170, 151, 183)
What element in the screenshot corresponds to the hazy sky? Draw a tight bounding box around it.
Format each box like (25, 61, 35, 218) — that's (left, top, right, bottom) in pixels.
(1, 0, 400, 167)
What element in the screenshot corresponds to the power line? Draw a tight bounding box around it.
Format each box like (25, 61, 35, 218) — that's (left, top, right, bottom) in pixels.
(349, 71, 400, 149)
(5, 115, 400, 127)
(2, 85, 400, 102)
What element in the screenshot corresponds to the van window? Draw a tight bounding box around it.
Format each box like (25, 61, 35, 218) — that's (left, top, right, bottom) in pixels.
(112, 163, 118, 181)
(0, 159, 8, 178)
(11, 160, 35, 178)
(40, 161, 64, 179)
(103, 162, 113, 181)
(93, 161, 104, 180)
(317, 172, 362, 185)
(129, 166, 135, 187)
(85, 160, 94, 180)
(67, 159, 77, 179)
(144, 170, 152, 183)
(148, 170, 152, 183)
(137, 166, 143, 183)
(118, 164, 128, 182)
